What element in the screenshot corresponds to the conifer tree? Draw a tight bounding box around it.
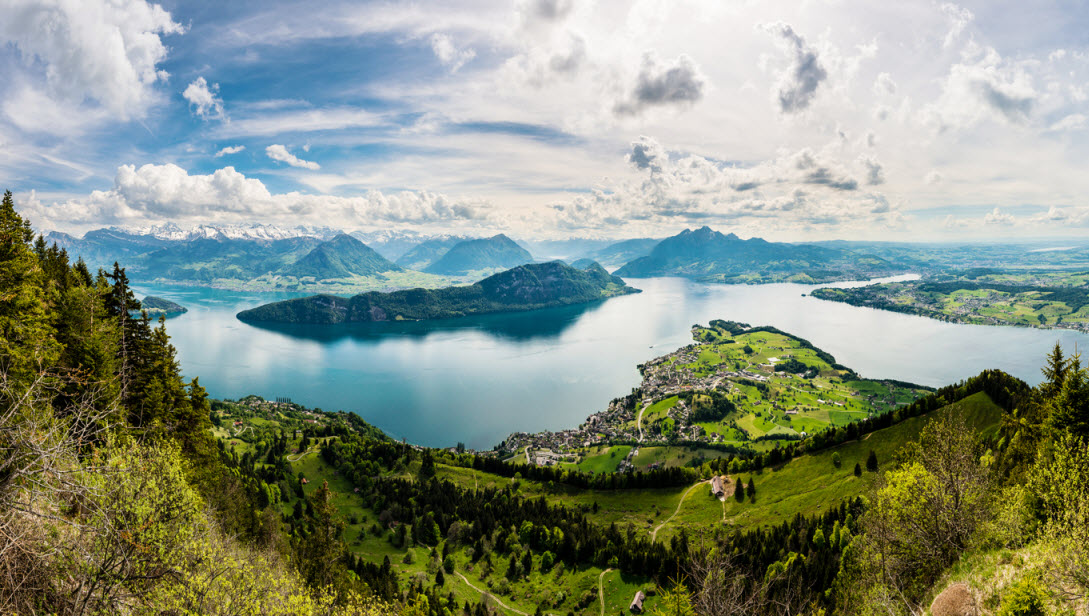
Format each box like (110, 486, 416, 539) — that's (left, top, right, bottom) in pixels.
(866, 450, 879, 472)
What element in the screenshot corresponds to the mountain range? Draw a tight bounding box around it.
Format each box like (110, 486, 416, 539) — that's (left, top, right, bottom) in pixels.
(613, 226, 897, 283)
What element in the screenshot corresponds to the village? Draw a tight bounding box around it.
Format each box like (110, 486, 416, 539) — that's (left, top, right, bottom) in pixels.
(499, 323, 926, 469)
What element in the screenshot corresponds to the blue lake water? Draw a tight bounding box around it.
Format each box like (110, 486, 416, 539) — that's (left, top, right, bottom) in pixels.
(134, 276, 1089, 448)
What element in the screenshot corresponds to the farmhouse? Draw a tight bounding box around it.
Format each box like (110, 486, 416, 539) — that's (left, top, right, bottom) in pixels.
(630, 591, 646, 614)
(711, 475, 725, 498)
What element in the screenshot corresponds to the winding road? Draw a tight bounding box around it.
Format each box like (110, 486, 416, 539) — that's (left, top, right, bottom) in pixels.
(455, 571, 528, 616)
(650, 480, 710, 542)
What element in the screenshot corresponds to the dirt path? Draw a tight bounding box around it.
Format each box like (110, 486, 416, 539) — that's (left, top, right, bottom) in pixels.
(650, 480, 709, 542)
(598, 568, 613, 616)
(455, 571, 528, 616)
(287, 447, 312, 462)
(636, 405, 646, 442)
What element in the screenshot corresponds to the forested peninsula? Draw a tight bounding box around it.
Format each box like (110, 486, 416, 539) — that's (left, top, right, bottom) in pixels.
(236, 260, 638, 324)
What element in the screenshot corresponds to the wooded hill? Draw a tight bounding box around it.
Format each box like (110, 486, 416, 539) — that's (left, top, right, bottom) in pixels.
(236, 260, 638, 324)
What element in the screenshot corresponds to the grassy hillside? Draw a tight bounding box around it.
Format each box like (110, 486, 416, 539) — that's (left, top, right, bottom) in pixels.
(812, 276, 1089, 333)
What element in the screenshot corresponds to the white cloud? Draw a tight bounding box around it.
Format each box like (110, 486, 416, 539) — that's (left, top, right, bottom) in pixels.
(922, 49, 1038, 129)
(218, 107, 384, 136)
(215, 145, 246, 157)
(1049, 113, 1087, 131)
(430, 33, 476, 73)
(0, 0, 182, 121)
(23, 163, 493, 230)
(984, 207, 1014, 225)
(265, 144, 320, 170)
(183, 77, 226, 120)
(547, 136, 898, 233)
(3, 85, 107, 135)
(940, 3, 974, 48)
(873, 72, 897, 96)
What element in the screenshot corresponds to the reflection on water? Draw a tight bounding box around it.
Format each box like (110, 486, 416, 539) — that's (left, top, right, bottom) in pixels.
(132, 276, 1089, 449)
(241, 300, 610, 343)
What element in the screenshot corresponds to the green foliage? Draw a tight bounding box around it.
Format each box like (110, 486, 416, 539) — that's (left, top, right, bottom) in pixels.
(651, 584, 695, 616)
(997, 576, 1048, 616)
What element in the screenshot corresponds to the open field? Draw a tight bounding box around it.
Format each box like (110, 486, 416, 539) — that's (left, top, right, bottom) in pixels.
(811, 276, 1089, 332)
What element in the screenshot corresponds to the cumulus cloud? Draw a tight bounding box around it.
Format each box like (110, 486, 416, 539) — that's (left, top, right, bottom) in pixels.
(923, 50, 1038, 129)
(265, 144, 320, 170)
(523, 0, 574, 22)
(548, 136, 892, 232)
(183, 77, 226, 120)
(215, 145, 246, 157)
(984, 207, 1014, 225)
(0, 0, 183, 120)
(627, 135, 667, 172)
(763, 22, 827, 113)
(430, 33, 476, 73)
(613, 53, 706, 116)
(23, 163, 492, 230)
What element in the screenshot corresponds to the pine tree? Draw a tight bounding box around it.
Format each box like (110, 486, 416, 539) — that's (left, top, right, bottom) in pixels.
(746, 477, 756, 500)
(0, 190, 59, 389)
(734, 478, 745, 502)
(866, 450, 878, 472)
(854, 462, 862, 477)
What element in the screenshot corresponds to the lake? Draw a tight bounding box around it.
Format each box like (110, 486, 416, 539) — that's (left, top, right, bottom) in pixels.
(134, 276, 1089, 448)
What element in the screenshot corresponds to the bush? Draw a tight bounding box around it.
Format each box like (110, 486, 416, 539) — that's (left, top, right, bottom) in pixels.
(997, 577, 1048, 616)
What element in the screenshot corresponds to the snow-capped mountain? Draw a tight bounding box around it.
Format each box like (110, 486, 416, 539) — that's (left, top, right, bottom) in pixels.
(120, 223, 343, 242)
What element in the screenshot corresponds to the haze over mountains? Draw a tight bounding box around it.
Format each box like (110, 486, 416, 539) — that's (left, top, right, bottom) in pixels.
(41, 221, 915, 290)
(422, 234, 534, 275)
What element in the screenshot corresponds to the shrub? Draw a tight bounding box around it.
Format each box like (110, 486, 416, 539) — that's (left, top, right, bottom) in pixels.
(997, 577, 1048, 616)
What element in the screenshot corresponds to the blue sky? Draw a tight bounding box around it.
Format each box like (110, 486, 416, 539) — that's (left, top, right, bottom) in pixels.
(4, 0, 1089, 240)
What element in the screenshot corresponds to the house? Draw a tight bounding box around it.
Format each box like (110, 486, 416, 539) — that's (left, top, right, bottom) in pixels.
(630, 591, 646, 614)
(711, 475, 725, 498)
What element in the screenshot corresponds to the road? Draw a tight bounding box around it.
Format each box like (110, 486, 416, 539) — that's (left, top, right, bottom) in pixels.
(598, 568, 613, 616)
(455, 571, 528, 616)
(650, 480, 710, 542)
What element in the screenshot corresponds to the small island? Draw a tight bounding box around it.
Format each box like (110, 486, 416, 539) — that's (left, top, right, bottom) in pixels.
(236, 260, 640, 324)
(141, 295, 188, 316)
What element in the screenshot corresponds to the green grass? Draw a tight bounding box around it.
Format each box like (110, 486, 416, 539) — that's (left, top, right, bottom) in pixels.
(660, 392, 1004, 542)
(575, 446, 632, 474)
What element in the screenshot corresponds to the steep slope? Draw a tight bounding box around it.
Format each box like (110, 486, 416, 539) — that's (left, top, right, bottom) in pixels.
(614, 226, 891, 282)
(422, 234, 534, 275)
(141, 296, 188, 316)
(583, 238, 661, 269)
(284, 233, 402, 279)
(395, 236, 468, 271)
(134, 236, 323, 282)
(237, 260, 638, 324)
